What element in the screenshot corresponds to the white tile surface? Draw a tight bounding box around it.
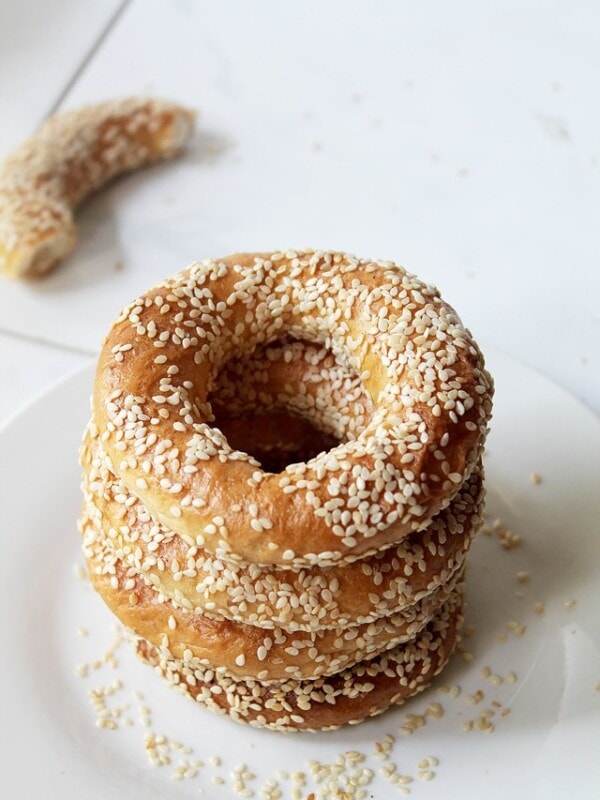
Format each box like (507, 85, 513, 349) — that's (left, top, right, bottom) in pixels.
(0, 334, 90, 426)
(0, 0, 599, 416)
(0, 0, 123, 152)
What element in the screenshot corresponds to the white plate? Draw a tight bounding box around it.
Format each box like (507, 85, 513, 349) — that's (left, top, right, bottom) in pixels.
(0, 349, 598, 799)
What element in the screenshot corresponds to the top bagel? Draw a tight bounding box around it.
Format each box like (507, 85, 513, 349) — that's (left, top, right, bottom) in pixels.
(93, 250, 493, 567)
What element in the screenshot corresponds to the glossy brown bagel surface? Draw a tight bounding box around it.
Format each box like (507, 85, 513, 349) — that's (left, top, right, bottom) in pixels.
(93, 250, 493, 566)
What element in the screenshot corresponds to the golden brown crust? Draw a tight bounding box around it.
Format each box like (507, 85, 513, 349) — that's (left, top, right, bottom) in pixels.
(134, 594, 463, 732)
(82, 249, 491, 731)
(0, 97, 195, 278)
(93, 251, 493, 566)
(81, 427, 483, 631)
(83, 522, 463, 681)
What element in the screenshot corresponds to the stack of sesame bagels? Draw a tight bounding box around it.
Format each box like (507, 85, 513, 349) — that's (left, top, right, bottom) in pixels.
(80, 249, 493, 731)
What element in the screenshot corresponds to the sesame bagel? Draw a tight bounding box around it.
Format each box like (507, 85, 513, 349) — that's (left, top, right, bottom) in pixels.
(0, 97, 195, 278)
(82, 524, 462, 682)
(93, 250, 493, 567)
(133, 590, 463, 732)
(81, 429, 483, 632)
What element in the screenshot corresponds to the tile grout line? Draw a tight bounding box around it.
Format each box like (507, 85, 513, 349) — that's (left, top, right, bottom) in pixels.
(0, 325, 97, 358)
(43, 0, 135, 120)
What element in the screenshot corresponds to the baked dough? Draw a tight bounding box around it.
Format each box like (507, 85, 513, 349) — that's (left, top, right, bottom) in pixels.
(134, 591, 463, 731)
(0, 97, 194, 278)
(93, 250, 493, 566)
(83, 525, 463, 682)
(82, 249, 492, 731)
(82, 430, 482, 631)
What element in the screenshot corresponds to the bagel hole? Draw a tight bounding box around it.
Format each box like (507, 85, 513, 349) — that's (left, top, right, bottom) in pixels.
(210, 411, 340, 473)
(207, 337, 366, 472)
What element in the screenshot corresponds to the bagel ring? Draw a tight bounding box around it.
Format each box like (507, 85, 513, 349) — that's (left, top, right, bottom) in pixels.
(93, 250, 493, 567)
(0, 97, 195, 278)
(134, 589, 464, 732)
(81, 430, 483, 632)
(83, 526, 463, 683)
